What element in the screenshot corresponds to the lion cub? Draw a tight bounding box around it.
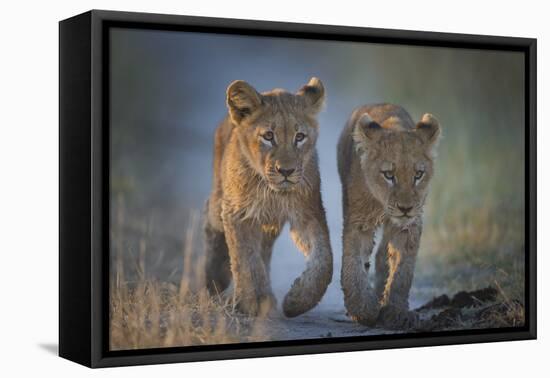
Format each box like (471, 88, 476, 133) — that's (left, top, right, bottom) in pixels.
(204, 78, 333, 317)
(337, 104, 441, 329)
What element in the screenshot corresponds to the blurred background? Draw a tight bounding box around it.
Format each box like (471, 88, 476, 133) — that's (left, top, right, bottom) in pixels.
(109, 27, 525, 315)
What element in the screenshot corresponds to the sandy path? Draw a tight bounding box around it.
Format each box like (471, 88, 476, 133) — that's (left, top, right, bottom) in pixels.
(266, 226, 416, 340)
(261, 307, 396, 341)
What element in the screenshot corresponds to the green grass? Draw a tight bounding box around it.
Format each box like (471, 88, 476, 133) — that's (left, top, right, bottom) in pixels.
(413, 125, 525, 307)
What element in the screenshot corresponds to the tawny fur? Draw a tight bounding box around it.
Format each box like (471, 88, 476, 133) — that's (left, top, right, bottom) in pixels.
(204, 78, 333, 317)
(337, 104, 441, 329)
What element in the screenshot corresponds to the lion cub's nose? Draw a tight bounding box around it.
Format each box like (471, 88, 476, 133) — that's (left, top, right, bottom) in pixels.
(276, 166, 295, 178)
(397, 204, 413, 215)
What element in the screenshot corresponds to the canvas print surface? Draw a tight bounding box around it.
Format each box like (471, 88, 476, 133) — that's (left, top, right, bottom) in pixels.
(108, 27, 526, 350)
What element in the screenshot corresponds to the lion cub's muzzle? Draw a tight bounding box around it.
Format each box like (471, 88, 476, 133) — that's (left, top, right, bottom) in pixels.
(387, 203, 421, 226)
(266, 164, 302, 191)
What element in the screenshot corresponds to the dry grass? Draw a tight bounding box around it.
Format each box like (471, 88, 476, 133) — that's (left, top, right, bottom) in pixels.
(110, 280, 268, 350)
(412, 133, 526, 317)
(487, 281, 526, 328)
(109, 202, 268, 351)
(444, 288, 525, 331)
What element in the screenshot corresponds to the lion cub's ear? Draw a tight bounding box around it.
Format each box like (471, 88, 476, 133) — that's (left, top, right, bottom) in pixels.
(297, 77, 326, 115)
(415, 113, 441, 152)
(352, 112, 383, 151)
(226, 80, 263, 124)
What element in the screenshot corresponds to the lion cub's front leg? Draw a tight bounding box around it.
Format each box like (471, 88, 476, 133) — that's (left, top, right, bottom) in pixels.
(283, 210, 333, 317)
(376, 223, 422, 329)
(341, 225, 381, 325)
(222, 215, 276, 316)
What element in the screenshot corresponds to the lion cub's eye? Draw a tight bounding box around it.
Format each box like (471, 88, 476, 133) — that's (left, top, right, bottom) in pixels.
(295, 132, 306, 142)
(262, 131, 274, 141)
(414, 170, 425, 182)
(382, 171, 395, 182)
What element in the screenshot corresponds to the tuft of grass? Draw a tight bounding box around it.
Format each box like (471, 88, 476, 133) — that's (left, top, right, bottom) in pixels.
(109, 204, 268, 351)
(110, 280, 268, 350)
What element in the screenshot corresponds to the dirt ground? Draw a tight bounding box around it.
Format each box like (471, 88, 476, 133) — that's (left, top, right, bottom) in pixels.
(230, 286, 524, 343)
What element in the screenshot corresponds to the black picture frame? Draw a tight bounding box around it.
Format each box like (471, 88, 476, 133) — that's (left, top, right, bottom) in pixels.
(59, 9, 537, 368)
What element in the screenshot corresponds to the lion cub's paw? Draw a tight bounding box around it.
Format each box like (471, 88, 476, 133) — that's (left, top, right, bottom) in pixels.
(234, 293, 277, 317)
(377, 305, 420, 330)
